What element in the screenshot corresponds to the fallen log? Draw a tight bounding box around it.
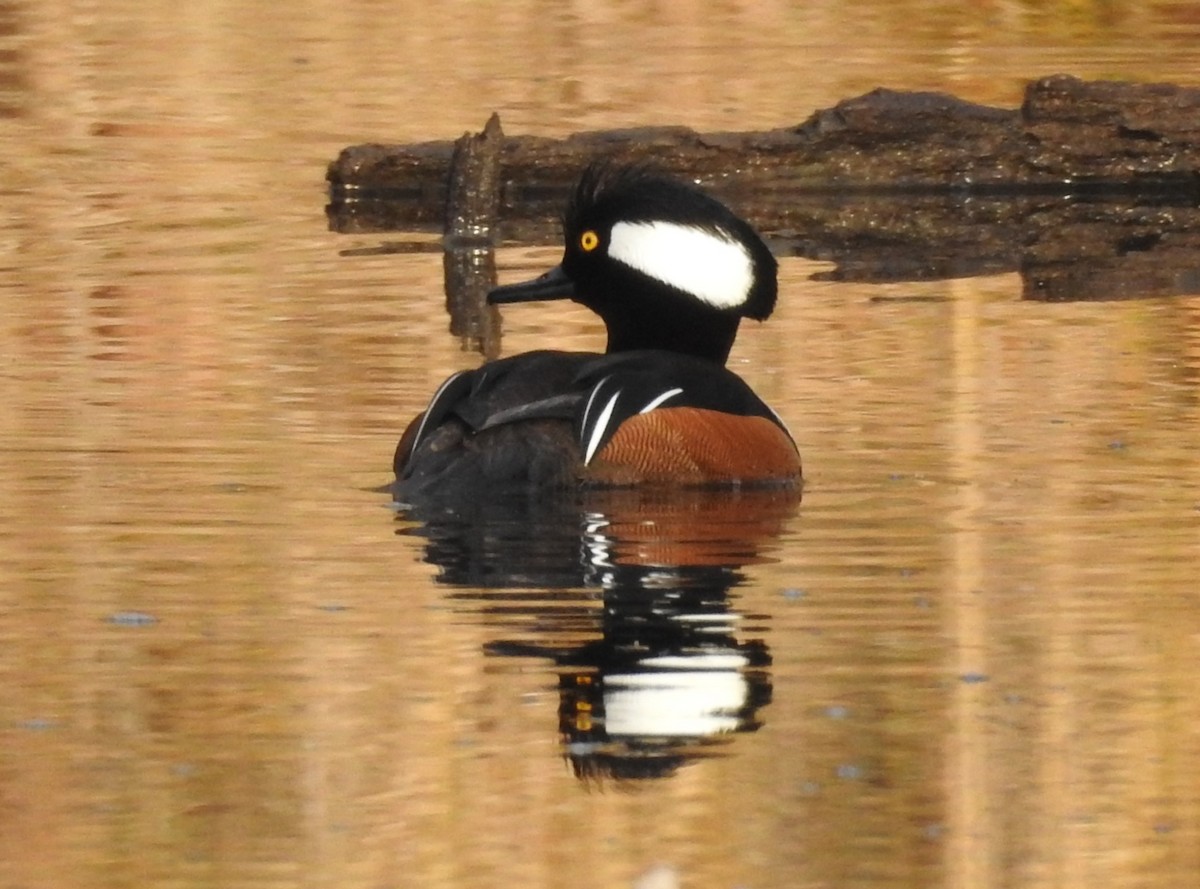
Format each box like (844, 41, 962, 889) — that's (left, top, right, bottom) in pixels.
(327, 74, 1200, 307)
(329, 75, 1200, 203)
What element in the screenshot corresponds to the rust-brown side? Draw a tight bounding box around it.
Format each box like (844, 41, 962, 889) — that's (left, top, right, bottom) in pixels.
(585, 407, 801, 486)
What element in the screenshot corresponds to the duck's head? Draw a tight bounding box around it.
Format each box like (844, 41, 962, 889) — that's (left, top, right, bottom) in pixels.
(488, 163, 778, 365)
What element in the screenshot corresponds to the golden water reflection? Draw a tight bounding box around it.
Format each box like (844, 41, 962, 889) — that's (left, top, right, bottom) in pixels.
(398, 487, 799, 781)
(2, 1, 1200, 887)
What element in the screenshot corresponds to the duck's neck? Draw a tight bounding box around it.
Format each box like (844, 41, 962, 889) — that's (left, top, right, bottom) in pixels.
(602, 309, 740, 365)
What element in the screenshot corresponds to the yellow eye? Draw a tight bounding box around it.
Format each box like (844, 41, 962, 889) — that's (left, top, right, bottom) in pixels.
(580, 230, 600, 252)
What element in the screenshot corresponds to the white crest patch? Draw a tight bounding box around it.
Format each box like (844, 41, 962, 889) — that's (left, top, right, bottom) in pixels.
(608, 221, 753, 309)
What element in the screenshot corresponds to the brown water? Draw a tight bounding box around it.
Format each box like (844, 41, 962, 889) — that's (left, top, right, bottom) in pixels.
(3, 2, 1200, 887)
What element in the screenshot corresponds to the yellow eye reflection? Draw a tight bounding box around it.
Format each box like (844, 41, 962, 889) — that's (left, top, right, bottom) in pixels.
(579, 230, 600, 252)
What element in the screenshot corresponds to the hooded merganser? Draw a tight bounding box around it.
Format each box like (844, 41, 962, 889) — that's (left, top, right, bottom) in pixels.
(393, 164, 801, 500)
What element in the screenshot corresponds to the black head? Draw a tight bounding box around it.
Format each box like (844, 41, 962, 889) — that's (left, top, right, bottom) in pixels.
(489, 163, 778, 364)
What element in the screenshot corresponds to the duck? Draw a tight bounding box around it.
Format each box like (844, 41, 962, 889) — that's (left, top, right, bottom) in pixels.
(392, 163, 801, 502)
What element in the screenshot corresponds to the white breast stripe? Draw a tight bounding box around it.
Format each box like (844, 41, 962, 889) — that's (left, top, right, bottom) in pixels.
(583, 390, 621, 465)
(608, 221, 753, 309)
(411, 370, 466, 452)
(639, 387, 683, 414)
(764, 402, 794, 438)
(580, 375, 610, 430)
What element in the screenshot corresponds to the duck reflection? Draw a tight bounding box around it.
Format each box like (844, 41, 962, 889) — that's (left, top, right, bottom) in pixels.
(396, 486, 798, 781)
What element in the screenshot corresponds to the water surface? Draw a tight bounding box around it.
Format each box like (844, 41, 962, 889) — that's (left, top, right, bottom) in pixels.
(2, 2, 1200, 888)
